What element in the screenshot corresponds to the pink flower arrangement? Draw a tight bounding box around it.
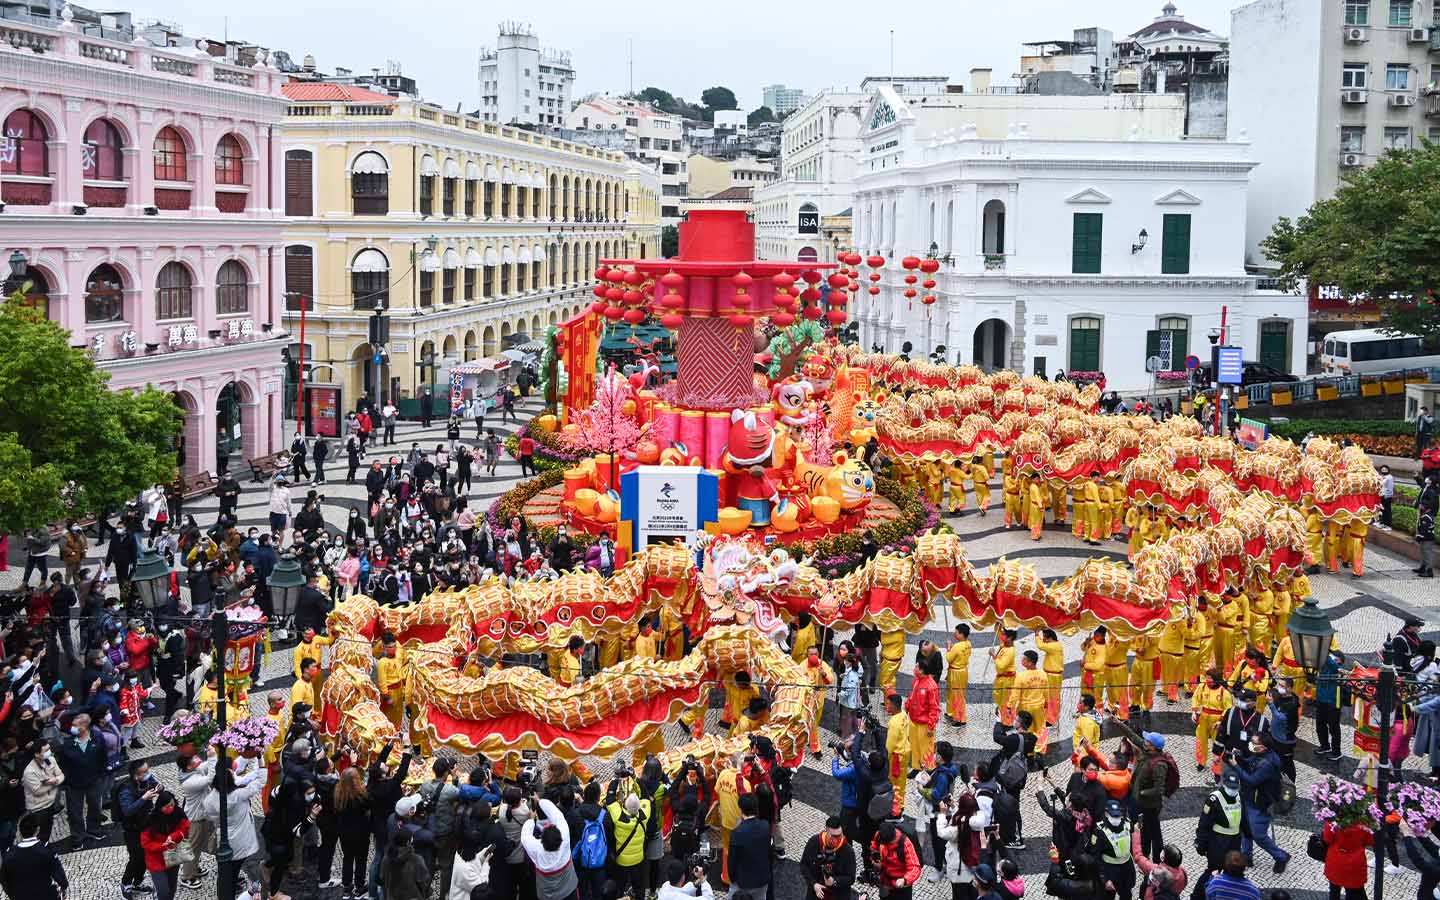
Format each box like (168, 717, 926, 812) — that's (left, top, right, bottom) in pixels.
(1155, 371, 1190, 383)
(1390, 780, 1440, 833)
(156, 712, 218, 747)
(1308, 776, 1377, 829)
(210, 714, 280, 756)
(1066, 371, 1104, 384)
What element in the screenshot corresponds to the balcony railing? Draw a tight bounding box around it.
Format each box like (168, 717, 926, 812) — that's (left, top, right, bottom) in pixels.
(983, 254, 1006, 271)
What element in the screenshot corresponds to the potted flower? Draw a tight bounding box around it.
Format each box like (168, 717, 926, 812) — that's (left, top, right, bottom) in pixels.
(156, 712, 218, 756)
(210, 714, 281, 759)
(1390, 780, 1440, 833)
(1308, 776, 1378, 831)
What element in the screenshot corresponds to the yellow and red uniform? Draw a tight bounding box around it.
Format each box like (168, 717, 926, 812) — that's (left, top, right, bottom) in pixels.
(1104, 637, 1131, 718)
(947, 463, 968, 513)
(1158, 618, 1187, 702)
(945, 638, 972, 723)
(1027, 479, 1046, 540)
(721, 674, 759, 729)
(992, 642, 1017, 726)
(969, 462, 992, 512)
(1081, 637, 1106, 696)
(1036, 636, 1065, 725)
(1132, 636, 1159, 712)
(1212, 598, 1241, 676)
(1186, 609, 1214, 687)
(803, 655, 835, 753)
(1191, 680, 1232, 768)
(885, 707, 911, 814)
(1071, 482, 1089, 540)
(1002, 458, 1019, 527)
(1008, 664, 1049, 738)
(376, 646, 406, 733)
(879, 629, 907, 693)
(907, 672, 941, 770)
(790, 621, 818, 664)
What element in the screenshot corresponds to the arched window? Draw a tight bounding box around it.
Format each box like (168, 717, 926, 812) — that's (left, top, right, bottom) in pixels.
(15, 268, 50, 319)
(351, 151, 389, 215)
(2, 109, 49, 176)
(154, 127, 188, 181)
(351, 249, 389, 310)
(156, 262, 193, 320)
(215, 135, 245, 185)
(216, 260, 248, 315)
(84, 264, 124, 323)
(83, 119, 124, 180)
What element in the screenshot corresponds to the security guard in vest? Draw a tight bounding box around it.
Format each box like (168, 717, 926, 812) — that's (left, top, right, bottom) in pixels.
(1088, 798, 1136, 900)
(1192, 771, 1245, 900)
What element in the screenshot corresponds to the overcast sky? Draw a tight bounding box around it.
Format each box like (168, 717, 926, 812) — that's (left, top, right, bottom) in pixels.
(132, 0, 1240, 112)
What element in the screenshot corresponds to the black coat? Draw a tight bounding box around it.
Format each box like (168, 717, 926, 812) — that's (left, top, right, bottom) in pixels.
(293, 587, 332, 634)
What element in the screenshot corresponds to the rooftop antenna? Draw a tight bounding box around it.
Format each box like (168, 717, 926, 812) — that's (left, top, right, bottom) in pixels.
(889, 29, 894, 84)
(628, 38, 634, 95)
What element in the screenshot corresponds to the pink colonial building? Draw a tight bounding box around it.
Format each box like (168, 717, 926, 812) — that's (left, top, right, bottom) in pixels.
(0, 8, 289, 476)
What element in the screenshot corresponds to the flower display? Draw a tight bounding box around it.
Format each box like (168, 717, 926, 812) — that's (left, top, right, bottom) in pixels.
(1390, 780, 1440, 834)
(1308, 775, 1377, 829)
(1155, 370, 1190, 383)
(210, 714, 280, 756)
(156, 712, 218, 748)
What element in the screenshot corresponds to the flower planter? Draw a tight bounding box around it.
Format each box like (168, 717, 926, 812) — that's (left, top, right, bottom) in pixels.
(1361, 382, 1382, 397)
(1383, 379, 1405, 395)
(176, 741, 195, 757)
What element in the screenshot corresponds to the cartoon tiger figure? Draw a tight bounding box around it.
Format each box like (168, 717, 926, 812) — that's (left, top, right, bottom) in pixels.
(851, 391, 886, 446)
(794, 448, 875, 512)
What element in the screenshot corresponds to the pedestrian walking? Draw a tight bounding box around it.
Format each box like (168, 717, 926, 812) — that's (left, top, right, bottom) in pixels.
(347, 435, 362, 485)
(1417, 406, 1434, 458)
(469, 396, 485, 439)
(22, 527, 51, 587)
(518, 432, 535, 477)
(313, 435, 330, 485)
(382, 400, 398, 446)
(1416, 475, 1437, 578)
(502, 388, 516, 424)
(291, 433, 312, 482)
(1379, 466, 1395, 530)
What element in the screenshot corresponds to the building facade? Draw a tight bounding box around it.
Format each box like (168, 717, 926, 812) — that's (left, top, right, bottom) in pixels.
(281, 87, 653, 409)
(762, 84, 808, 115)
(567, 96, 688, 225)
(851, 88, 1307, 392)
(1230, 0, 1440, 267)
(685, 154, 777, 198)
(0, 11, 290, 477)
(477, 23, 574, 128)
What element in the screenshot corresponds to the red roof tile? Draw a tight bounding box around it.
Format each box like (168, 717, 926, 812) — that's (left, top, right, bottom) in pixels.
(282, 81, 395, 103)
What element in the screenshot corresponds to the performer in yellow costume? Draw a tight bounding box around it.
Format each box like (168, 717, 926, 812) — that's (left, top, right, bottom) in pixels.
(1247, 582, 1275, 657)
(632, 618, 660, 661)
(1036, 628, 1065, 726)
(1081, 628, 1107, 698)
(1104, 633, 1131, 719)
(720, 671, 758, 730)
(801, 645, 835, 755)
(1008, 650, 1049, 738)
(884, 693, 911, 815)
(1132, 635, 1159, 718)
(991, 628, 1017, 726)
(1050, 481, 1069, 526)
(1071, 480, 1089, 540)
(1083, 471, 1104, 545)
(1324, 519, 1344, 574)
(376, 633, 407, 733)
(879, 628, 907, 693)
(1272, 583, 1294, 646)
(947, 461, 968, 514)
(1211, 593, 1241, 676)
(1191, 668, 1232, 771)
(1159, 617, 1187, 703)
(1271, 632, 1307, 711)
(1002, 457, 1020, 528)
(1188, 599, 1215, 689)
(1027, 478, 1046, 541)
(790, 612, 818, 663)
(1346, 519, 1369, 577)
(969, 458, 992, 514)
(923, 460, 946, 506)
(945, 624, 972, 724)
(1304, 511, 1325, 568)
(1094, 477, 1116, 544)
(660, 605, 685, 660)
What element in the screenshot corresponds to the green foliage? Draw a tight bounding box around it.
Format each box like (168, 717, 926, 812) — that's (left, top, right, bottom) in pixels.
(1260, 141, 1440, 340)
(1393, 503, 1417, 535)
(0, 295, 181, 531)
(661, 225, 679, 258)
(636, 87, 705, 121)
(1264, 419, 1411, 441)
(701, 86, 739, 114)
(540, 324, 560, 410)
(747, 105, 775, 127)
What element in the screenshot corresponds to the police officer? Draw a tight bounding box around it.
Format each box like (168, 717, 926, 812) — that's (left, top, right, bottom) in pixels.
(1191, 771, 1244, 900)
(1214, 688, 1262, 760)
(1088, 798, 1136, 900)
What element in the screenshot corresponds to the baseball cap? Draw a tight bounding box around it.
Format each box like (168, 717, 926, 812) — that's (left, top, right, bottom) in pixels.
(973, 863, 995, 885)
(395, 795, 422, 818)
(1142, 731, 1166, 750)
(1221, 772, 1240, 790)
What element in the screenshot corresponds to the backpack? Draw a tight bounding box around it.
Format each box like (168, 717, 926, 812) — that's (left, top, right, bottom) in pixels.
(1269, 774, 1296, 816)
(997, 754, 1027, 793)
(770, 765, 794, 809)
(989, 789, 1019, 828)
(866, 778, 895, 821)
(574, 809, 608, 870)
(1148, 752, 1181, 799)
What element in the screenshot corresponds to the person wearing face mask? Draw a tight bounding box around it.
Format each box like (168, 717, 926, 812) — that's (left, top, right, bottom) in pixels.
(1191, 669, 1233, 775)
(140, 789, 190, 900)
(21, 738, 65, 843)
(1229, 732, 1290, 874)
(56, 712, 107, 849)
(0, 738, 24, 855)
(1086, 798, 1136, 900)
(294, 572, 333, 637)
(118, 759, 162, 897)
(1191, 771, 1244, 900)
(154, 620, 187, 725)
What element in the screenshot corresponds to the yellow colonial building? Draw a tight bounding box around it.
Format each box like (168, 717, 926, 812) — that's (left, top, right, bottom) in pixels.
(280, 81, 660, 409)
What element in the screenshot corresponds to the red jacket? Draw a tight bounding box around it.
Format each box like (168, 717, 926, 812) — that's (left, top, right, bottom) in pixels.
(141, 819, 191, 871)
(1323, 822, 1373, 889)
(906, 673, 940, 728)
(870, 832, 922, 888)
(125, 632, 158, 672)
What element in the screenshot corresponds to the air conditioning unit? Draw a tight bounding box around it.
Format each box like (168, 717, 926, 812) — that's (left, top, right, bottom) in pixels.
(1391, 92, 1417, 107)
(1345, 26, 1369, 42)
(1342, 89, 1369, 103)
(1411, 27, 1431, 42)
(1341, 152, 1364, 167)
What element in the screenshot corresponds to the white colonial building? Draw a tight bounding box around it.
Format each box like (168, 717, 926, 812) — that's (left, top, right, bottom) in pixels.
(755, 91, 866, 262)
(851, 87, 1307, 392)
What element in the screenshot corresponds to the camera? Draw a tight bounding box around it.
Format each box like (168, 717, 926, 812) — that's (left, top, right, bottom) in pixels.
(828, 740, 851, 761)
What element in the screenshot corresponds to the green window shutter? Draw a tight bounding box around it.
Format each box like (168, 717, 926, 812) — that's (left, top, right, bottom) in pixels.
(1145, 329, 1162, 367)
(1072, 213, 1103, 274)
(1161, 214, 1191, 275)
(1168, 328, 1188, 371)
(1069, 320, 1101, 372)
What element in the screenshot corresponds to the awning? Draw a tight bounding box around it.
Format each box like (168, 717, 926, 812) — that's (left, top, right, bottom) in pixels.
(465, 247, 483, 268)
(501, 348, 537, 366)
(531, 243, 546, 263)
(484, 163, 499, 182)
(442, 248, 462, 269)
(419, 252, 442, 272)
(501, 246, 516, 265)
(351, 151, 388, 174)
(501, 167, 515, 185)
(351, 248, 389, 272)
(515, 339, 546, 354)
(465, 161, 481, 180)
(484, 246, 499, 266)
(519, 171, 535, 189)
(420, 154, 440, 177)
(443, 158, 462, 178)
(518, 247, 532, 264)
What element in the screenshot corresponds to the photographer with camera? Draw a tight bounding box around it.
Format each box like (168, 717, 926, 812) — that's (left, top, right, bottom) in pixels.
(669, 757, 711, 865)
(831, 729, 867, 844)
(1229, 731, 1290, 874)
(915, 741, 959, 879)
(869, 821, 921, 900)
(657, 856, 715, 900)
(801, 816, 856, 900)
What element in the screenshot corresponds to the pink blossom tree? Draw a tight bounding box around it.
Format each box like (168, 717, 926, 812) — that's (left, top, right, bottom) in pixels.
(798, 409, 834, 464)
(560, 372, 644, 457)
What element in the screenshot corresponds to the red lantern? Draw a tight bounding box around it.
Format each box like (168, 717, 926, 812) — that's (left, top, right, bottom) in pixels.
(732, 272, 754, 289)
(593, 266, 609, 280)
(623, 308, 646, 325)
(605, 268, 625, 283)
(904, 288, 917, 299)
(605, 287, 624, 302)
(801, 288, 821, 302)
(660, 294, 684, 309)
(846, 252, 863, 266)
(772, 272, 796, 290)
(828, 293, 847, 306)
(801, 270, 822, 284)
(922, 294, 936, 306)
(848, 282, 859, 292)
(729, 314, 753, 329)
(592, 284, 608, 298)
(826, 309, 847, 325)
(660, 272, 684, 289)
(590, 301, 608, 314)
(904, 274, 918, 285)
(868, 272, 882, 283)
(802, 305, 823, 321)
(868, 286, 880, 296)
(772, 311, 795, 327)
(919, 258, 941, 275)
(660, 313, 684, 330)
(923, 278, 936, 290)
(902, 256, 921, 270)
(866, 254, 885, 268)
(623, 270, 644, 286)
(827, 273, 848, 289)
(733, 292, 752, 308)
(622, 290, 641, 304)
(603, 306, 624, 321)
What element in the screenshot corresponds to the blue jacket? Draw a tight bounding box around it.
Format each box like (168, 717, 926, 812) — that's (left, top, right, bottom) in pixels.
(1314, 654, 1341, 707)
(1234, 750, 1283, 809)
(923, 762, 959, 807)
(55, 735, 107, 789)
(457, 782, 503, 807)
(832, 756, 864, 811)
(117, 776, 157, 831)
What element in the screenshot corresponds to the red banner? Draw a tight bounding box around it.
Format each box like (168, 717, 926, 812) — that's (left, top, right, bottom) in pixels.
(561, 309, 602, 422)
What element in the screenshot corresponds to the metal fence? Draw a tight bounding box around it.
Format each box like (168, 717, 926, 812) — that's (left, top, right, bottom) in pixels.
(1239, 366, 1440, 405)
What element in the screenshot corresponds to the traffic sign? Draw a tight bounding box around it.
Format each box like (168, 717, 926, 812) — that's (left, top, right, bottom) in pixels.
(1145, 355, 1163, 374)
(1216, 346, 1243, 385)
(1184, 354, 1200, 370)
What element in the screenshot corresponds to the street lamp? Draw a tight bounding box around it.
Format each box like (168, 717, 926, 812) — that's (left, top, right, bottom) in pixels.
(3, 249, 27, 296)
(210, 608, 236, 900)
(926, 241, 954, 266)
(131, 548, 172, 612)
(1286, 595, 1335, 674)
(1131, 228, 1149, 254)
(268, 553, 306, 628)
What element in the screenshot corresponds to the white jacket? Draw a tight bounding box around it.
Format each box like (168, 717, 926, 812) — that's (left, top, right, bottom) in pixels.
(180, 757, 218, 823)
(268, 484, 292, 516)
(22, 755, 64, 810)
(934, 796, 990, 885)
(447, 849, 491, 900)
(202, 769, 264, 860)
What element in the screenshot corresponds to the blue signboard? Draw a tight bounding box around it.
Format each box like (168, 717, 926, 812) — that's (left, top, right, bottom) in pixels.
(1216, 346, 1244, 385)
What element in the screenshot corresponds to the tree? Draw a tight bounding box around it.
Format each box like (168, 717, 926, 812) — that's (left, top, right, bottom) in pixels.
(747, 105, 776, 127)
(1261, 142, 1440, 340)
(661, 225, 680, 258)
(0, 294, 182, 533)
(559, 372, 642, 458)
(701, 86, 739, 113)
(637, 86, 677, 112)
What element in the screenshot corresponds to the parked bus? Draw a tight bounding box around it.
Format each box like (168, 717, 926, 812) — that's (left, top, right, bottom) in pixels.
(1320, 328, 1440, 374)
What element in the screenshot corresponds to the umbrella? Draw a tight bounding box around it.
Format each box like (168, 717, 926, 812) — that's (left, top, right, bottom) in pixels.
(501, 349, 537, 366)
